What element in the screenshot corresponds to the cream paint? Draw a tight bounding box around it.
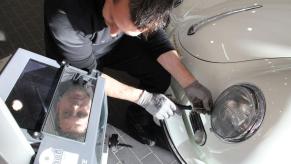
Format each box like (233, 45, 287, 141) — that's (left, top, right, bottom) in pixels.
(167, 53, 291, 164)
(177, 0, 291, 62)
(165, 0, 291, 163)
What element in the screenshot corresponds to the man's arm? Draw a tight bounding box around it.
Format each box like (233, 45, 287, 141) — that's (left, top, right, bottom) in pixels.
(45, 2, 97, 70)
(157, 50, 213, 113)
(157, 50, 196, 88)
(100, 73, 176, 120)
(100, 73, 143, 103)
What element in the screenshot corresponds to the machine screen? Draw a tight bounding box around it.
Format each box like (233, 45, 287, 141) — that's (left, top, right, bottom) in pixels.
(5, 59, 59, 131)
(42, 66, 96, 142)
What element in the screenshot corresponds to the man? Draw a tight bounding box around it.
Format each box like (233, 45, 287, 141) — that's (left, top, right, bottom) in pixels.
(44, 0, 213, 145)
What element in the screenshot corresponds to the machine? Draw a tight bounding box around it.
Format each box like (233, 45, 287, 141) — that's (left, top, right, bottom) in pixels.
(0, 48, 108, 164)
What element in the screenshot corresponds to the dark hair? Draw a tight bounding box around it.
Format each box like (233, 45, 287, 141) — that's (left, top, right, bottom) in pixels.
(115, 0, 174, 35)
(131, 0, 174, 32)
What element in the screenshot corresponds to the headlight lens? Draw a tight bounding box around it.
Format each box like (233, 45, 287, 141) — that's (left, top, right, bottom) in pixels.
(211, 84, 265, 143)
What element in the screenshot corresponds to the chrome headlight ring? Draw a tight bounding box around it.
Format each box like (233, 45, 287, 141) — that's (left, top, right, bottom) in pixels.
(211, 84, 266, 143)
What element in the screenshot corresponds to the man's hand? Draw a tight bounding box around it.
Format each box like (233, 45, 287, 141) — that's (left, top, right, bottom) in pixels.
(137, 91, 177, 120)
(184, 81, 213, 113)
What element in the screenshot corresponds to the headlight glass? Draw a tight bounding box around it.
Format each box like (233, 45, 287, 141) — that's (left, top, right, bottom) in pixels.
(211, 84, 265, 143)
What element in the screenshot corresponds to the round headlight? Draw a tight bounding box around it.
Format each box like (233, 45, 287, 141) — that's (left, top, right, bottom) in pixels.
(211, 84, 265, 143)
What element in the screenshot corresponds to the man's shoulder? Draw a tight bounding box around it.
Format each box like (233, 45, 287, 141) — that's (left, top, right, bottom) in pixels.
(45, 0, 105, 35)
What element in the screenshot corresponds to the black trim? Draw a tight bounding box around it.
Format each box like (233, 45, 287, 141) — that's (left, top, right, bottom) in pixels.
(174, 0, 183, 8)
(189, 112, 207, 146)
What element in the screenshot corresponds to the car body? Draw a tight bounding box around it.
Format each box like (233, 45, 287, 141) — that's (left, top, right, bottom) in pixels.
(163, 0, 291, 163)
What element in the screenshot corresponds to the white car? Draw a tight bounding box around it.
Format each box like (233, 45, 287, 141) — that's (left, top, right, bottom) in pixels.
(163, 0, 291, 163)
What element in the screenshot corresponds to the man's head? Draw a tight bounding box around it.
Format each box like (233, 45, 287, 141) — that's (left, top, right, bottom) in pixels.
(102, 0, 174, 37)
(56, 85, 92, 140)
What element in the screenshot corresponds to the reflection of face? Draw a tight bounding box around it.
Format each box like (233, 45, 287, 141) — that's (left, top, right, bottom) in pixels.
(57, 86, 92, 136)
(102, 0, 144, 37)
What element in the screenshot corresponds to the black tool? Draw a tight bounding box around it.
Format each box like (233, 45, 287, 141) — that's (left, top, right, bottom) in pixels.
(108, 134, 133, 150)
(174, 102, 192, 110)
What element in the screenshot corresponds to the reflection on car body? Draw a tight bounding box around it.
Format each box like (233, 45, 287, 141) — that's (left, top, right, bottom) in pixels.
(164, 0, 291, 163)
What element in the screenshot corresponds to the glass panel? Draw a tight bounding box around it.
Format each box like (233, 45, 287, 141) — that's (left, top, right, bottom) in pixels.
(43, 66, 97, 142)
(5, 60, 59, 131)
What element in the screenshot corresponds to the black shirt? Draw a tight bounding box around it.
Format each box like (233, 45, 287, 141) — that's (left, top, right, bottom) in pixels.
(44, 0, 174, 70)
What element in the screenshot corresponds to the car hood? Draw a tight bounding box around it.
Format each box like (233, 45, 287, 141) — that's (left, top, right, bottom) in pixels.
(176, 0, 291, 63)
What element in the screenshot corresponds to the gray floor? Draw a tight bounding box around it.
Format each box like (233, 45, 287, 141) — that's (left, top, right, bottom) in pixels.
(0, 0, 178, 163)
(106, 125, 179, 164)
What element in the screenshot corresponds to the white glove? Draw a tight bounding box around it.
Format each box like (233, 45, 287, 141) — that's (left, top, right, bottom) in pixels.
(137, 90, 177, 120)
